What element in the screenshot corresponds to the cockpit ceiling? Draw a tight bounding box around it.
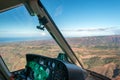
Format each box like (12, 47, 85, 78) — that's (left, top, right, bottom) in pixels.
(0, 0, 24, 13)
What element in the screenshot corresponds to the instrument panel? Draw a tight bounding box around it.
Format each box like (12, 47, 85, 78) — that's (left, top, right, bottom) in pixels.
(13, 54, 86, 80)
(12, 54, 111, 80)
(26, 54, 68, 80)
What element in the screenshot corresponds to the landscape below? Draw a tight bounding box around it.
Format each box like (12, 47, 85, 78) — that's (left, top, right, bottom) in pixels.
(0, 35, 120, 79)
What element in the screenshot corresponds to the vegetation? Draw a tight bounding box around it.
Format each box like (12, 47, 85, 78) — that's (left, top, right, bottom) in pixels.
(84, 57, 103, 68)
(0, 35, 120, 78)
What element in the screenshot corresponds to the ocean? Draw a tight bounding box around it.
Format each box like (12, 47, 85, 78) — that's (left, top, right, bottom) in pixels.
(0, 37, 51, 43)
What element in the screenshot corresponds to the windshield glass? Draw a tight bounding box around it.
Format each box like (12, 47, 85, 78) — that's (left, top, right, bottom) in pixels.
(0, 0, 120, 79)
(0, 5, 62, 71)
(41, 0, 120, 79)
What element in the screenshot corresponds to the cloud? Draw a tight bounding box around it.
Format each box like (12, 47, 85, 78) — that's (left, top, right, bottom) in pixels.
(112, 28, 120, 35)
(62, 27, 116, 32)
(0, 31, 48, 38)
(54, 5, 63, 17)
(61, 27, 120, 37)
(62, 30, 113, 37)
(76, 27, 114, 32)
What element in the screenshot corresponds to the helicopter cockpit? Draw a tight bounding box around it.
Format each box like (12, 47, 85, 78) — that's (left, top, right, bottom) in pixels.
(0, 0, 120, 80)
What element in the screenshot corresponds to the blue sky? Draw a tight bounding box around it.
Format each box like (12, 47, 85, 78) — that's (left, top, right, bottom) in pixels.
(0, 0, 120, 38)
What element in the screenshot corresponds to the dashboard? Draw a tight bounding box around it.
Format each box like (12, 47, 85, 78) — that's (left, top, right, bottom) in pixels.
(0, 54, 111, 80)
(13, 54, 86, 80)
